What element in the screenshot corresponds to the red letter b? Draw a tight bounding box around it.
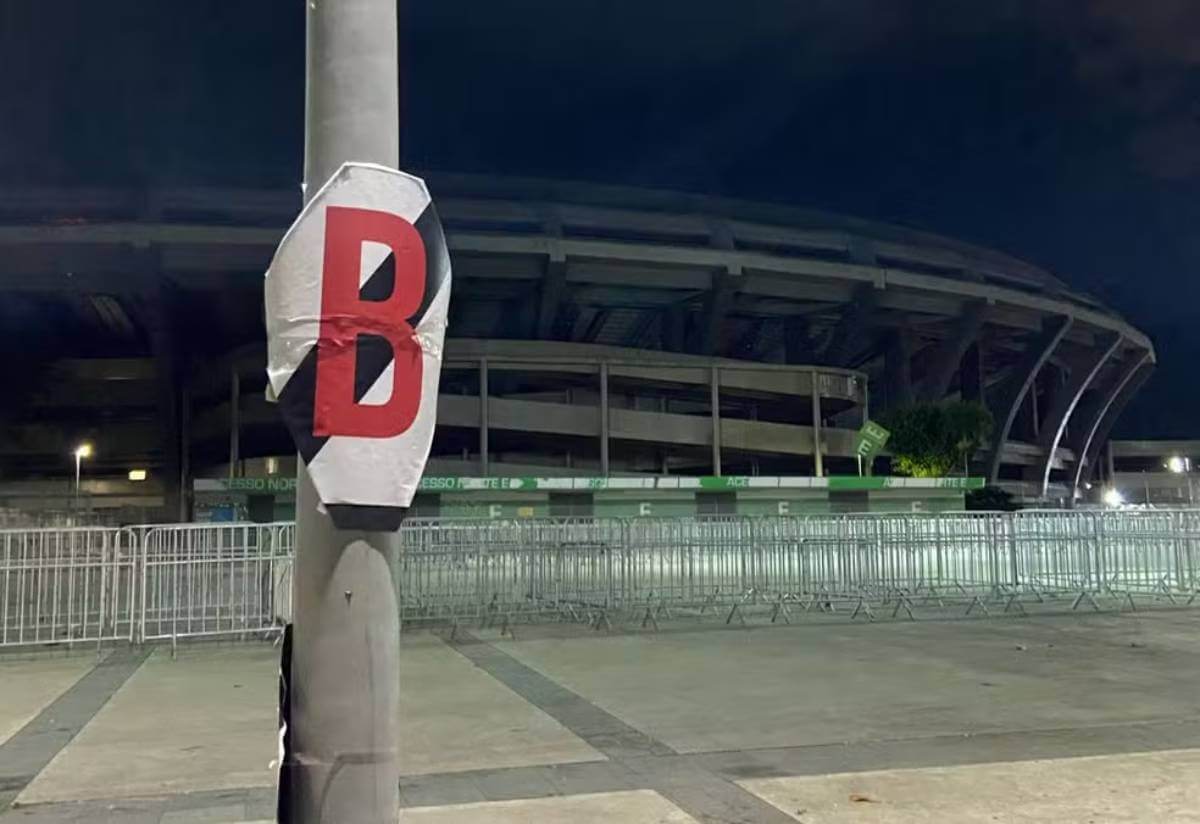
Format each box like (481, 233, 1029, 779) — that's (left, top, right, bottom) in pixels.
(313, 206, 425, 438)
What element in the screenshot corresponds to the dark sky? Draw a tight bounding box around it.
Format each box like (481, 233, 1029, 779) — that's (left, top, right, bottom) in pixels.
(3, 1, 1198, 437)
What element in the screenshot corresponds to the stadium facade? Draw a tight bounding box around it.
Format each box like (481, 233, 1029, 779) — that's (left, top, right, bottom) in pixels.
(0, 176, 1154, 517)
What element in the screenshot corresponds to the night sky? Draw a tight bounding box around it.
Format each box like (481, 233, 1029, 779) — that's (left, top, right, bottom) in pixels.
(2, 1, 1198, 437)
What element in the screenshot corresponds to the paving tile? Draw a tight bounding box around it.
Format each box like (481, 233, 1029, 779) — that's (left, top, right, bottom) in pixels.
(17, 647, 276, 805)
(398, 789, 697, 823)
(741, 748, 1200, 823)
(0, 657, 95, 747)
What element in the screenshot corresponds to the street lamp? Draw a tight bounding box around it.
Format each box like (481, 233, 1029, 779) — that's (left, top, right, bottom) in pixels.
(73, 443, 93, 506)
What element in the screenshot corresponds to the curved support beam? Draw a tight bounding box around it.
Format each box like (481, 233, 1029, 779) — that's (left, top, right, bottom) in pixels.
(1036, 333, 1122, 497)
(917, 300, 986, 401)
(985, 315, 1072, 482)
(1070, 354, 1154, 493)
(961, 342, 984, 403)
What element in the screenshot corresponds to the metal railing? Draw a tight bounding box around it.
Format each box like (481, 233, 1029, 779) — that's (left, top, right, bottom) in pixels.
(0, 527, 138, 648)
(140, 522, 294, 647)
(393, 511, 1200, 631)
(1, 510, 1198, 649)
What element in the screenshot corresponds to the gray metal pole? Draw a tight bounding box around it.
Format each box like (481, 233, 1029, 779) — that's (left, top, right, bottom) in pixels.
(600, 362, 610, 476)
(291, 1, 401, 821)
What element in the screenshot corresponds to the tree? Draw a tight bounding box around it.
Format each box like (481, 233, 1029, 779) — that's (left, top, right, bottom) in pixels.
(884, 401, 993, 478)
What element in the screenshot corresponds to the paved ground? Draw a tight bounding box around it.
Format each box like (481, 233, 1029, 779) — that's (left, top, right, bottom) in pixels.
(0, 657, 95, 747)
(742, 749, 1200, 823)
(1, 610, 1198, 822)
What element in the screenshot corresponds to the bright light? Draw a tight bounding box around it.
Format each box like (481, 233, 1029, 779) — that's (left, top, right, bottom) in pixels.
(1103, 487, 1125, 507)
(265, 456, 279, 476)
(1167, 456, 1189, 474)
(74, 443, 93, 460)
(127, 469, 147, 482)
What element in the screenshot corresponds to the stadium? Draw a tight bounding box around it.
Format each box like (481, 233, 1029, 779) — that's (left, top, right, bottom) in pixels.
(0, 175, 1154, 518)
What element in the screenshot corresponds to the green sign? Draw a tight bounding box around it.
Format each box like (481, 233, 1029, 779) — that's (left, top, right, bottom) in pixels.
(828, 475, 984, 491)
(216, 477, 298, 493)
(699, 476, 750, 490)
(855, 420, 891, 458)
(928, 477, 986, 490)
(198, 473, 984, 496)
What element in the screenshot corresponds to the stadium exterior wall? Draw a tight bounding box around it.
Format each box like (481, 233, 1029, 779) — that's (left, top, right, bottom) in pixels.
(0, 176, 1155, 512)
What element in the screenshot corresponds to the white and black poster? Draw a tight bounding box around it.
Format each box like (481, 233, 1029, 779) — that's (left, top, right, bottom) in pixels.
(265, 162, 451, 530)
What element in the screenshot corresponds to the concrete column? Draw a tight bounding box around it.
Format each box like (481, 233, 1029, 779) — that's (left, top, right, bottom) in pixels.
(917, 301, 986, 401)
(961, 342, 984, 404)
(822, 283, 879, 367)
(229, 368, 240, 480)
(599, 362, 610, 476)
(479, 358, 489, 476)
(811, 369, 824, 477)
(710, 365, 721, 476)
(142, 278, 183, 523)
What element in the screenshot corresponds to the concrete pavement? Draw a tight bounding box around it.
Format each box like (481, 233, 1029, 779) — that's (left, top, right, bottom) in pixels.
(0, 656, 94, 747)
(742, 749, 1200, 822)
(0, 610, 1197, 822)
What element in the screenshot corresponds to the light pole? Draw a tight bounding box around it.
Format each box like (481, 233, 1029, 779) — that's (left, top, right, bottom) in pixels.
(287, 2, 402, 822)
(73, 442, 93, 507)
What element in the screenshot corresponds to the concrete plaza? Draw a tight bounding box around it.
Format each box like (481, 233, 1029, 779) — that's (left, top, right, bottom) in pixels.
(1, 611, 1199, 822)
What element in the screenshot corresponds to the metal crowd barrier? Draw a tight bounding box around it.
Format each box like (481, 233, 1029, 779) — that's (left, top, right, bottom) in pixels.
(140, 522, 294, 648)
(0, 527, 138, 648)
(394, 511, 1200, 631)
(1, 510, 1198, 649)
